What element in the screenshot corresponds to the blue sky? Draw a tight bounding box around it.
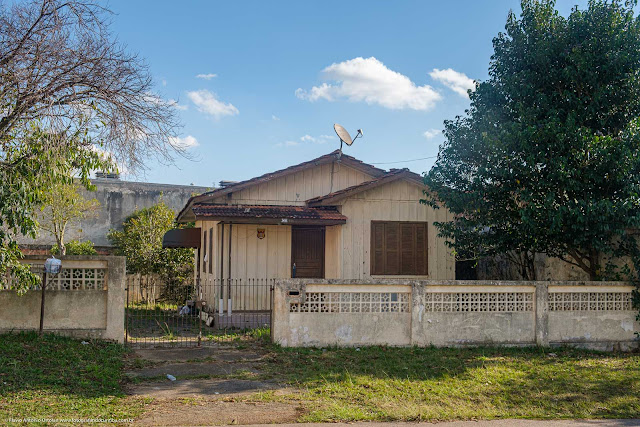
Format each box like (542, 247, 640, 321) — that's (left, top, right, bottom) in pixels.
(107, 0, 592, 187)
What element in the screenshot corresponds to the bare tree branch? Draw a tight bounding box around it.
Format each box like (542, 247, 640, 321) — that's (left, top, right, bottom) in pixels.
(0, 0, 185, 173)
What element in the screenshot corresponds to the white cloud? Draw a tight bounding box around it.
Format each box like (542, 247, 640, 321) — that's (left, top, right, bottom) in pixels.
(296, 57, 442, 111)
(272, 114, 280, 121)
(168, 99, 188, 111)
(423, 129, 441, 139)
(277, 134, 334, 148)
(169, 135, 199, 150)
(429, 68, 475, 98)
(187, 89, 239, 119)
(162, 79, 167, 87)
(300, 134, 333, 144)
(196, 73, 218, 80)
(275, 140, 300, 147)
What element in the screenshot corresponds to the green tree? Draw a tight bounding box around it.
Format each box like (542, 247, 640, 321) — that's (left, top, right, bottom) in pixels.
(0, 0, 181, 293)
(1, 129, 108, 293)
(38, 182, 100, 256)
(108, 202, 194, 303)
(424, 0, 640, 280)
(51, 240, 98, 256)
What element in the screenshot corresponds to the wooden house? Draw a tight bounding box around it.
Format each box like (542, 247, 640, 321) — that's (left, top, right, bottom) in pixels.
(176, 150, 454, 317)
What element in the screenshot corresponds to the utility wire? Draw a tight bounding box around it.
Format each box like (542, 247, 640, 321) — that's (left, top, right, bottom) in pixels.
(369, 155, 437, 165)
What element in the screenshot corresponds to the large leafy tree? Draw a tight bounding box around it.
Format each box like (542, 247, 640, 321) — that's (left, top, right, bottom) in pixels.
(108, 202, 194, 304)
(0, 0, 183, 291)
(424, 0, 640, 280)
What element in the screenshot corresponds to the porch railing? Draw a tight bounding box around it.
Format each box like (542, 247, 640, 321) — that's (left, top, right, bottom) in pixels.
(200, 278, 274, 329)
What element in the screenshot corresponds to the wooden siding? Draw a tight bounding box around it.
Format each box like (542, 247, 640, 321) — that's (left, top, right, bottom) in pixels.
(339, 179, 454, 280)
(207, 162, 373, 206)
(195, 177, 454, 295)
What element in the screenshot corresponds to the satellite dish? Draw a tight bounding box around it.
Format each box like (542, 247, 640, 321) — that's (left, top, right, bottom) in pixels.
(334, 124, 354, 146)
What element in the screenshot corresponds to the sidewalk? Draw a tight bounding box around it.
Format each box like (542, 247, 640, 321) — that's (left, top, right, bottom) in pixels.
(242, 421, 640, 427)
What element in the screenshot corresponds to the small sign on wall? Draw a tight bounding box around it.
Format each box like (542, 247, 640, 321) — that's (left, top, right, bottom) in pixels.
(257, 228, 266, 239)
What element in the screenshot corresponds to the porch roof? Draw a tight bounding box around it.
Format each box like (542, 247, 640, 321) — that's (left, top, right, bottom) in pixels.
(191, 204, 347, 225)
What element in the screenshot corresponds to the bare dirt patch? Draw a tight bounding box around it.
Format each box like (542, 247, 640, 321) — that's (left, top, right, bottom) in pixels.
(127, 345, 299, 425)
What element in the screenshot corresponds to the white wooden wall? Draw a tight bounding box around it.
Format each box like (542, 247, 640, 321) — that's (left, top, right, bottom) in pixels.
(339, 179, 455, 280)
(195, 177, 455, 296)
(208, 162, 374, 205)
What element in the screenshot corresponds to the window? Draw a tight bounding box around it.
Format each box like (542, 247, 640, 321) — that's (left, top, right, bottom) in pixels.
(371, 221, 428, 276)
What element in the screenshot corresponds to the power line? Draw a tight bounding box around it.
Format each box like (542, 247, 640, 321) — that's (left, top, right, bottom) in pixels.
(369, 155, 437, 165)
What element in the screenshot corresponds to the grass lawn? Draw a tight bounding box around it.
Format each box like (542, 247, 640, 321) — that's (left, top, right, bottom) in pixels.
(0, 332, 145, 425)
(260, 345, 640, 422)
(1, 331, 639, 424)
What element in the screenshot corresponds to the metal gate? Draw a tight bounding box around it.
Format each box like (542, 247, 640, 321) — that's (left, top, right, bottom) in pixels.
(125, 276, 274, 348)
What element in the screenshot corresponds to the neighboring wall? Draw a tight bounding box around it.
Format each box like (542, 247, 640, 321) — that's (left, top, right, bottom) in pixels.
(18, 178, 210, 248)
(0, 255, 126, 343)
(338, 179, 455, 280)
(274, 279, 639, 351)
(477, 253, 591, 281)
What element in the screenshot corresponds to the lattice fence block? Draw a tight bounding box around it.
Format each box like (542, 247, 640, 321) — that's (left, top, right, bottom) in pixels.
(290, 292, 410, 313)
(423, 292, 534, 312)
(548, 292, 632, 311)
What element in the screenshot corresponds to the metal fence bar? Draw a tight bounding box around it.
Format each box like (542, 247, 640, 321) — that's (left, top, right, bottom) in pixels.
(124, 275, 274, 348)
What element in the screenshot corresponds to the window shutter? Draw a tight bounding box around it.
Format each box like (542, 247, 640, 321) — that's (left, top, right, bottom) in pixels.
(371, 222, 385, 275)
(384, 222, 400, 274)
(415, 223, 428, 275)
(371, 221, 429, 276)
(400, 223, 415, 275)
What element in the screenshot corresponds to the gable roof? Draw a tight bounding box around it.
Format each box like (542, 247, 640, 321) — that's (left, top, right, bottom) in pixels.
(176, 150, 386, 222)
(306, 168, 424, 207)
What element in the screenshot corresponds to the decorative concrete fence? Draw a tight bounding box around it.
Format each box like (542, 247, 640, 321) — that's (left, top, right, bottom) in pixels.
(0, 255, 126, 343)
(273, 279, 639, 351)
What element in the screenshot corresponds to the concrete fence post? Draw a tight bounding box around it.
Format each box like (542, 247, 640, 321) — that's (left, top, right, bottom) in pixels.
(535, 282, 549, 347)
(105, 256, 126, 343)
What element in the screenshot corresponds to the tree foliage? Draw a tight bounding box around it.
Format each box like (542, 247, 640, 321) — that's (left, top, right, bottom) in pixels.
(108, 201, 194, 304)
(51, 240, 98, 256)
(424, 0, 640, 280)
(38, 181, 100, 255)
(0, 0, 182, 292)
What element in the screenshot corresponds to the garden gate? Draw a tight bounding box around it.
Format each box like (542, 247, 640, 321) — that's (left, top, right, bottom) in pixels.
(125, 275, 273, 348)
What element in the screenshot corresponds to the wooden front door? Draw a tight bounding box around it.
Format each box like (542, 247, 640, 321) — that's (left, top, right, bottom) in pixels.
(291, 226, 325, 278)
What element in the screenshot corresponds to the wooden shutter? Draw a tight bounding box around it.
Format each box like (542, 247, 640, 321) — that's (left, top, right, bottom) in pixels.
(415, 223, 428, 275)
(371, 221, 428, 276)
(371, 222, 385, 275)
(384, 222, 400, 274)
(400, 223, 415, 275)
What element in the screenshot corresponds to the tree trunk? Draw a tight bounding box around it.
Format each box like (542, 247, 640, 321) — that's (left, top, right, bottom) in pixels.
(57, 236, 66, 256)
(588, 249, 599, 281)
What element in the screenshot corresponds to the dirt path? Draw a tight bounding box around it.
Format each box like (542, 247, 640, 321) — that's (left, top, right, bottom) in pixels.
(126, 345, 302, 426)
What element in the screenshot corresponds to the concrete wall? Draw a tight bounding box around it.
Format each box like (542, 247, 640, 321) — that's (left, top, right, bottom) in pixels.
(273, 279, 639, 351)
(0, 255, 126, 343)
(18, 178, 210, 248)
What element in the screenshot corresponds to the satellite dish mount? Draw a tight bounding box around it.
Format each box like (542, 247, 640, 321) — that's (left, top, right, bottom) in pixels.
(334, 124, 363, 155)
